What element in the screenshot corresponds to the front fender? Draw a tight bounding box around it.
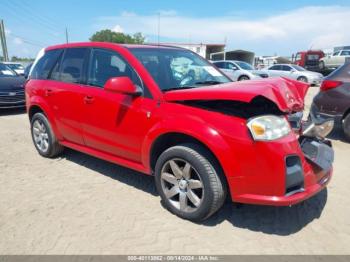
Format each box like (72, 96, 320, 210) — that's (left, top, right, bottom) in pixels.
(141, 116, 239, 179)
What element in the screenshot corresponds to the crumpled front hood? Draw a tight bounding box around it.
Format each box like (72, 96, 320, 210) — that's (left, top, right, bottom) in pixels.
(163, 77, 309, 113)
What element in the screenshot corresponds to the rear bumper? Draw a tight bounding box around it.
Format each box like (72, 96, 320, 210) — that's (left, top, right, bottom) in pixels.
(233, 169, 331, 206)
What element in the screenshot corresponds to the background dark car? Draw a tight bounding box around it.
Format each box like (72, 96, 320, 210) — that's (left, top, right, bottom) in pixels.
(311, 62, 350, 141)
(24, 63, 33, 79)
(0, 63, 26, 109)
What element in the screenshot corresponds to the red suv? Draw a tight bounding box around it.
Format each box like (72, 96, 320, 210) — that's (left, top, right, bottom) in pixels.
(26, 42, 333, 221)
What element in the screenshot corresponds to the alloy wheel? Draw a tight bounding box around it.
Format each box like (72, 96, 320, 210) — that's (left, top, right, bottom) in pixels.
(160, 158, 204, 212)
(32, 119, 49, 153)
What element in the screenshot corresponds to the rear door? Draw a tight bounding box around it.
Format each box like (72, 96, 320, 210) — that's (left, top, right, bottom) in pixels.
(281, 65, 296, 79)
(267, 65, 282, 77)
(80, 48, 157, 162)
(45, 47, 90, 145)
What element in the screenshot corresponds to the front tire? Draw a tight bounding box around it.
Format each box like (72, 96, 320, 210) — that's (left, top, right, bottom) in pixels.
(31, 112, 64, 158)
(343, 113, 350, 142)
(155, 143, 227, 221)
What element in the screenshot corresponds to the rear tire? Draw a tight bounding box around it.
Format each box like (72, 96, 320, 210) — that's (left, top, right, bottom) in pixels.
(31, 112, 64, 158)
(238, 75, 249, 81)
(343, 113, 350, 142)
(154, 143, 227, 222)
(297, 76, 308, 83)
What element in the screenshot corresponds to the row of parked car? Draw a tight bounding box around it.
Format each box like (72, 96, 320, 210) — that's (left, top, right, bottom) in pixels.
(212, 60, 324, 85)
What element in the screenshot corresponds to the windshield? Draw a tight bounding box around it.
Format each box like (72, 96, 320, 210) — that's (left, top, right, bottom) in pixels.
(0, 64, 17, 77)
(129, 47, 231, 91)
(6, 64, 24, 70)
(291, 65, 306, 71)
(235, 61, 254, 70)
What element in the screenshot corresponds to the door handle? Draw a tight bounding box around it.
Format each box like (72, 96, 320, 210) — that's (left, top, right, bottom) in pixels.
(84, 95, 94, 104)
(45, 89, 53, 97)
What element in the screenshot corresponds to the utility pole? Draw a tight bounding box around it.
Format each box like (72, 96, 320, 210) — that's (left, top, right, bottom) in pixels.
(157, 12, 160, 45)
(65, 27, 69, 43)
(0, 19, 9, 61)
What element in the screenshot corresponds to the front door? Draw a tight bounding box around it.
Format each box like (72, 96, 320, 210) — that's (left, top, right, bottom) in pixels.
(81, 48, 157, 162)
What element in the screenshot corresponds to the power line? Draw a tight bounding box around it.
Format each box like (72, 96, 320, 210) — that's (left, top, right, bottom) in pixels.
(8, 33, 49, 48)
(6, 0, 62, 32)
(19, 0, 64, 30)
(2, 1, 64, 41)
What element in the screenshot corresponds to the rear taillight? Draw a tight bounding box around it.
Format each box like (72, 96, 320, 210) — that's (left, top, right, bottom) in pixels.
(320, 80, 343, 91)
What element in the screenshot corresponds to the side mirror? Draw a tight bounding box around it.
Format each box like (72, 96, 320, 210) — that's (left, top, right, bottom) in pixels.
(290, 69, 297, 73)
(232, 67, 238, 71)
(104, 77, 142, 96)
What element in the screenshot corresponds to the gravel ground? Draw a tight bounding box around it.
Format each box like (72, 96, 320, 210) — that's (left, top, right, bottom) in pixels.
(0, 86, 349, 254)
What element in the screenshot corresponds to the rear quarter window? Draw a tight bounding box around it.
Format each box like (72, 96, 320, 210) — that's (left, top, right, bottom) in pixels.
(30, 49, 63, 80)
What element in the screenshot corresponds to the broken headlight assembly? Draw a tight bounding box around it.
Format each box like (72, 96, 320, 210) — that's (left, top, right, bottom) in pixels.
(247, 115, 291, 141)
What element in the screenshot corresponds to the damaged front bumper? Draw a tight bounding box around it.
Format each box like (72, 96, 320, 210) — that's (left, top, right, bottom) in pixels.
(228, 117, 334, 206)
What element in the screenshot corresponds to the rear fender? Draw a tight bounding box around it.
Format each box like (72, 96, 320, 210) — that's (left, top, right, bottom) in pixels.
(28, 96, 63, 140)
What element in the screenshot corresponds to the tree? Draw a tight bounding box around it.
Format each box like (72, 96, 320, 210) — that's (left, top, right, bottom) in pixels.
(90, 29, 145, 44)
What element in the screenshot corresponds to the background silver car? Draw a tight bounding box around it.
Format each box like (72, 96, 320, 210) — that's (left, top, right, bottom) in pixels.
(213, 60, 268, 81)
(264, 64, 323, 85)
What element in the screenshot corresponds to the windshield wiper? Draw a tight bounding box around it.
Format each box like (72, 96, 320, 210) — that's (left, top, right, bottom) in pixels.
(194, 80, 223, 85)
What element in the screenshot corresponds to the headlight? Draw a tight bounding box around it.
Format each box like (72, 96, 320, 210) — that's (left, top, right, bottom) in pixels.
(247, 115, 291, 141)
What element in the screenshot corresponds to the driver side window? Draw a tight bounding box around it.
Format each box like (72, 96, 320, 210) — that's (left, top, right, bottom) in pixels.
(88, 49, 142, 89)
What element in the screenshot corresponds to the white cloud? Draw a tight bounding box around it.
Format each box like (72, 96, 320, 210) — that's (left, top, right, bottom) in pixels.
(95, 5, 350, 54)
(158, 10, 177, 16)
(112, 24, 124, 33)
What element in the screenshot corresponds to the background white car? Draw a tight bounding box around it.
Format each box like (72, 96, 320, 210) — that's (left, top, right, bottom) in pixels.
(264, 64, 323, 85)
(319, 50, 350, 69)
(212, 60, 268, 81)
(2, 62, 25, 76)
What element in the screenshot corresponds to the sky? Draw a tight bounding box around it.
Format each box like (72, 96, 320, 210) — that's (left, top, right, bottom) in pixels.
(1, 0, 350, 58)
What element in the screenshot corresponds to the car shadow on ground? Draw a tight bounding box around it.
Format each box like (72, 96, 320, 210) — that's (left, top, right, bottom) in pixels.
(0, 108, 26, 117)
(62, 148, 158, 197)
(62, 148, 328, 236)
(203, 189, 327, 235)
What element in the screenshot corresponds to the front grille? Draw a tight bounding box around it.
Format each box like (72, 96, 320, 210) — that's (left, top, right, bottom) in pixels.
(285, 155, 304, 195)
(0, 90, 25, 104)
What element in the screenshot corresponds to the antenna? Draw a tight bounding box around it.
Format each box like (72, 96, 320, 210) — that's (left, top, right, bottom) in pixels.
(65, 27, 69, 43)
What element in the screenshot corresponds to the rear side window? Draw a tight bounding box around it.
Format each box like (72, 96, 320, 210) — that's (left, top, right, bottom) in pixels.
(59, 48, 89, 84)
(340, 50, 350, 56)
(281, 65, 292, 71)
(30, 49, 63, 80)
(269, 65, 281, 70)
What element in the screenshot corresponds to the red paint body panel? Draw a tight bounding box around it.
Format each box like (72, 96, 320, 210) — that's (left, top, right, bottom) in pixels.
(164, 77, 309, 113)
(26, 42, 331, 207)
